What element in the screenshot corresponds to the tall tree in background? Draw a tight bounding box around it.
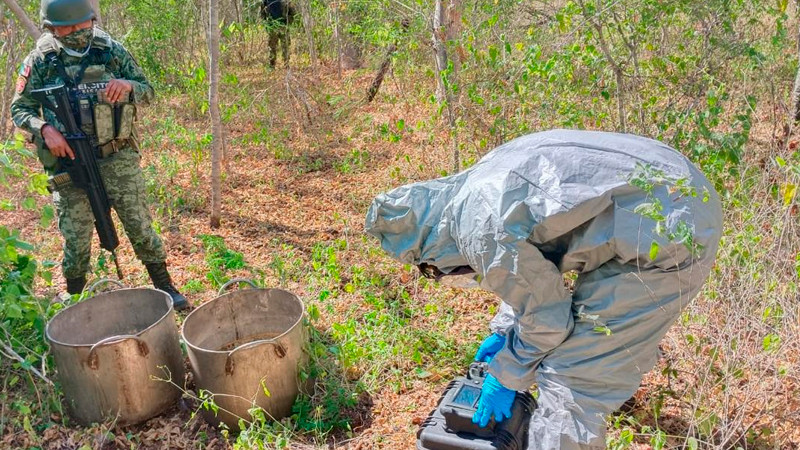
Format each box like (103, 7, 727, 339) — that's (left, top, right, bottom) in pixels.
(299, 0, 317, 68)
(576, 0, 627, 132)
(88, 0, 100, 26)
(1, 5, 21, 138)
(331, 0, 343, 77)
(432, 0, 459, 172)
(2, 0, 38, 140)
(208, 0, 224, 228)
(2, 0, 40, 40)
(445, 0, 461, 88)
(432, 0, 448, 102)
(792, 21, 800, 124)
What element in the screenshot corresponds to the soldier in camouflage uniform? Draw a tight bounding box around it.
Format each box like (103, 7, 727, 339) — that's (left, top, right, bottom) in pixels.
(260, 0, 294, 68)
(10, 0, 189, 310)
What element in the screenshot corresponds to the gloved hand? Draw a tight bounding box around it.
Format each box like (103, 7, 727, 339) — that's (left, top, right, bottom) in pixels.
(472, 373, 515, 427)
(474, 333, 506, 362)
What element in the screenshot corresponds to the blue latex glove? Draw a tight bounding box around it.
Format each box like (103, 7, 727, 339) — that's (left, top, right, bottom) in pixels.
(472, 373, 515, 427)
(474, 333, 506, 362)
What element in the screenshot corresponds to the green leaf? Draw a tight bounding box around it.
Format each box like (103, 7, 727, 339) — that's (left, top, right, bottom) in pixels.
(307, 304, 320, 321)
(40, 205, 54, 228)
(415, 368, 433, 379)
(488, 45, 499, 64)
(687, 437, 698, 450)
(593, 326, 612, 336)
(782, 183, 796, 207)
(649, 241, 660, 260)
(21, 197, 36, 210)
(698, 412, 718, 437)
(634, 202, 665, 221)
(260, 379, 271, 397)
(41, 269, 53, 284)
(13, 239, 33, 251)
(762, 333, 781, 353)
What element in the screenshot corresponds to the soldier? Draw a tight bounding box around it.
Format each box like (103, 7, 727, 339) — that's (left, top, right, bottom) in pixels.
(260, 0, 295, 68)
(10, 0, 189, 310)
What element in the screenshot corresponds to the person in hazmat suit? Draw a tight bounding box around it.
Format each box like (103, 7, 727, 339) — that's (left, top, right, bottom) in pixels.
(10, 0, 189, 309)
(364, 129, 722, 449)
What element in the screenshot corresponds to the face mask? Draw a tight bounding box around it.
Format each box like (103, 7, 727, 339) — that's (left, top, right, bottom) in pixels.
(56, 27, 94, 52)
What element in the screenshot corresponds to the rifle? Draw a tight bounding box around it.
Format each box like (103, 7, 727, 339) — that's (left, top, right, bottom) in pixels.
(31, 84, 123, 279)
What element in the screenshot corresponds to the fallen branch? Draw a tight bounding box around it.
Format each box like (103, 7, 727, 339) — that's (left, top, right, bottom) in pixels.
(0, 340, 53, 386)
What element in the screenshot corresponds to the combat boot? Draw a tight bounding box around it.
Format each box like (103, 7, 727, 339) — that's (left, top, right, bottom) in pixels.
(145, 262, 189, 311)
(66, 276, 86, 295)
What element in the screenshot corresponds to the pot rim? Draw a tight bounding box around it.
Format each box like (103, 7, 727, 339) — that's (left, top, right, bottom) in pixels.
(45, 287, 174, 348)
(181, 287, 304, 355)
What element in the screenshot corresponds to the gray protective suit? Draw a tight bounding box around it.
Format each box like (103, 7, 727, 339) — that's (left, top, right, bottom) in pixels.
(364, 130, 722, 449)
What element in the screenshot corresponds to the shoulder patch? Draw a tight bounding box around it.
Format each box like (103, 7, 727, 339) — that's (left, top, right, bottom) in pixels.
(15, 75, 27, 94)
(18, 63, 31, 77)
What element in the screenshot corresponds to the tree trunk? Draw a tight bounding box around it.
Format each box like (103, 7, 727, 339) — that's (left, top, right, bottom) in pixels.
(793, 22, 800, 123)
(0, 14, 20, 139)
(300, 0, 317, 68)
(445, 0, 462, 78)
(233, 0, 242, 24)
(577, 0, 626, 132)
(208, 0, 223, 228)
(432, 0, 459, 172)
(89, 0, 101, 27)
(432, 0, 447, 103)
(2, 0, 41, 40)
(331, 1, 343, 78)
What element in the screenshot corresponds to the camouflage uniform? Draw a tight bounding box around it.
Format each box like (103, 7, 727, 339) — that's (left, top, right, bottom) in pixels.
(10, 28, 166, 280)
(260, 0, 294, 67)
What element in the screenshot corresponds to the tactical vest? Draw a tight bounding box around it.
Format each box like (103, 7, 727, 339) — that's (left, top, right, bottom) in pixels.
(35, 30, 135, 158)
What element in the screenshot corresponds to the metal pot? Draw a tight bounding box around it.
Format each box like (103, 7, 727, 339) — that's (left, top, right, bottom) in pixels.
(181, 279, 308, 429)
(45, 280, 184, 426)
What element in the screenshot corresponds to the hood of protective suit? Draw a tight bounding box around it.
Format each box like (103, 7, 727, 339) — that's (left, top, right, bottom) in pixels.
(365, 176, 470, 274)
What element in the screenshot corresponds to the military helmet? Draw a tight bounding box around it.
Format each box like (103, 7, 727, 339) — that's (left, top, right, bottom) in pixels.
(40, 0, 96, 27)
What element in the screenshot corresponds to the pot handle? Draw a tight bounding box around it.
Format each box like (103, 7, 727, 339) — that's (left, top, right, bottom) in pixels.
(225, 339, 287, 376)
(85, 278, 126, 296)
(217, 278, 259, 296)
(87, 334, 150, 370)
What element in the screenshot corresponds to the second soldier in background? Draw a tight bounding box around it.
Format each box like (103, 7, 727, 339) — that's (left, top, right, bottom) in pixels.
(260, 0, 295, 68)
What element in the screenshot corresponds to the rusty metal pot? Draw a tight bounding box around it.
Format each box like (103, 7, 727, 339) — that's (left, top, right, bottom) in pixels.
(181, 279, 308, 429)
(45, 280, 184, 426)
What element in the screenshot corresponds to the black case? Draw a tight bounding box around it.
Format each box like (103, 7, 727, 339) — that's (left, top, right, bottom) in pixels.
(416, 363, 536, 450)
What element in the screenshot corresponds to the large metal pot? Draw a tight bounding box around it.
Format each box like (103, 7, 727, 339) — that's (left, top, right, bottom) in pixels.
(45, 280, 184, 426)
(181, 279, 308, 429)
